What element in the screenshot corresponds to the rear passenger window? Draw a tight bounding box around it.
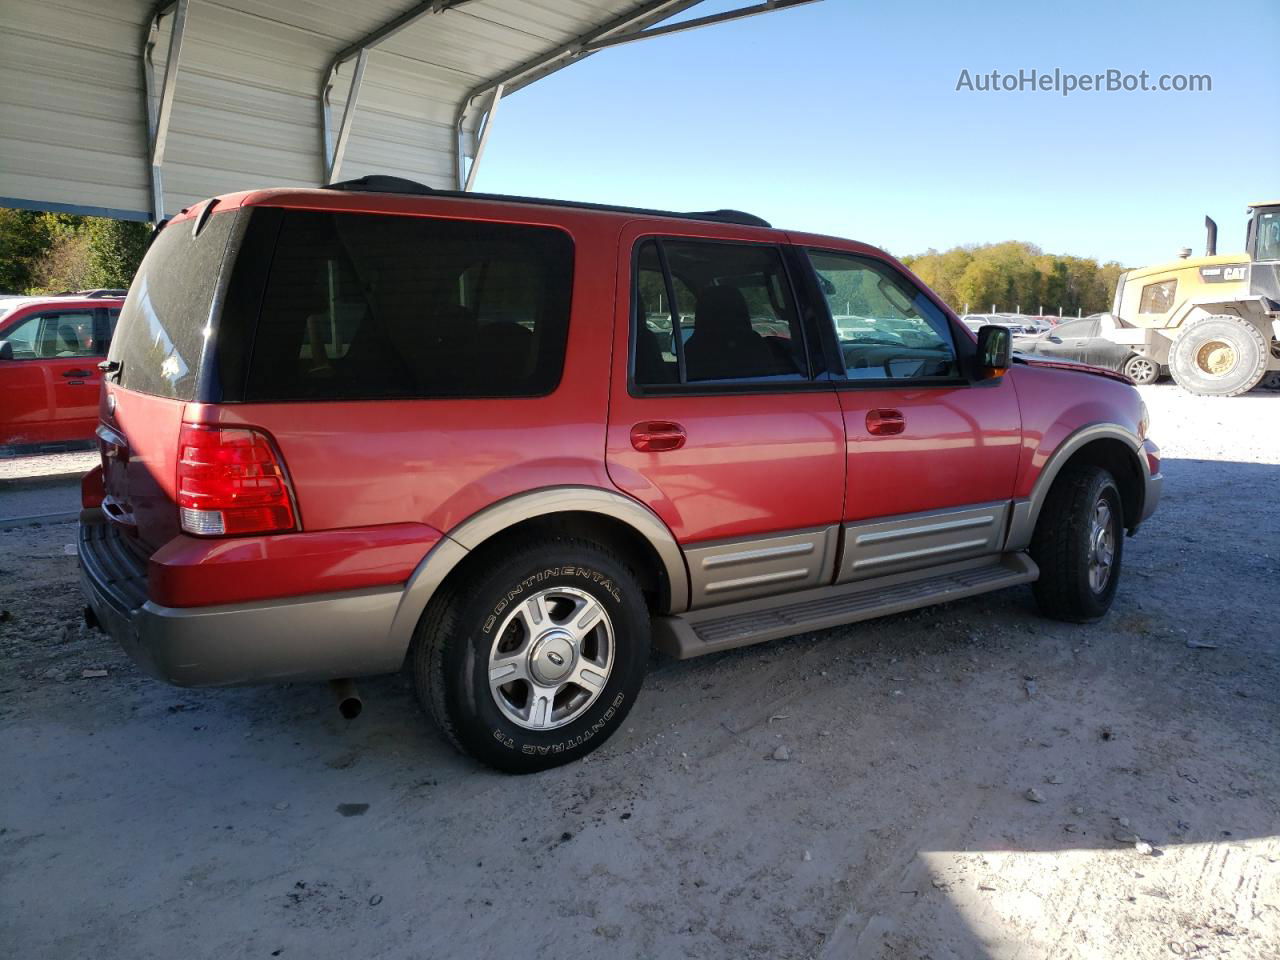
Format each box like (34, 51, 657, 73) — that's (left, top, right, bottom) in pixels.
(244, 211, 574, 401)
(633, 239, 808, 387)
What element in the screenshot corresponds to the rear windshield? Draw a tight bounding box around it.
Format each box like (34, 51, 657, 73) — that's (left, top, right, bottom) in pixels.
(240, 210, 575, 401)
(109, 211, 236, 399)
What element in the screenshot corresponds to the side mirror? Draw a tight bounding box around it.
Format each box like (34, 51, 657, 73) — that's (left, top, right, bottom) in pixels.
(0, 341, 13, 361)
(976, 324, 1011, 378)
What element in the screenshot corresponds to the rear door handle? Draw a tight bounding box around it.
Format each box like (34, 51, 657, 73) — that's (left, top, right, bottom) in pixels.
(630, 420, 687, 452)
(62, 369, 94, 378)
(865, 408, 906, 436)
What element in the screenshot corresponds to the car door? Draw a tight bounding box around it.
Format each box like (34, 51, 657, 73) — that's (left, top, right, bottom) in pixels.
(0, 307, 102, 444)
(605, 224, 847, 610)
(792, 241, 1023, 582)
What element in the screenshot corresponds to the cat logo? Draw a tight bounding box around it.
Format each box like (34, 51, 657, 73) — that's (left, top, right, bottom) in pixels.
(1199, 264, 1248, 284)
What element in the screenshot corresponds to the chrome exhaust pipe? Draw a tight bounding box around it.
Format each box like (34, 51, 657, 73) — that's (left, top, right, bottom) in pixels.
(329, 679, 362, 720)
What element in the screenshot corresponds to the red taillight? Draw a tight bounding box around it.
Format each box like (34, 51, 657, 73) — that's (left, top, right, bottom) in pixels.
(176, 423, 297, 536)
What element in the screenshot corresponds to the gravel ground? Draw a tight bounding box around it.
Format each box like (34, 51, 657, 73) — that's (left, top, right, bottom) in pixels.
(1, 383, 1277, 959)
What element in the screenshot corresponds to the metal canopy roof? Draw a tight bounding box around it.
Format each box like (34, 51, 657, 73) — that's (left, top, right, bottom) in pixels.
(0, 0, 815, 223)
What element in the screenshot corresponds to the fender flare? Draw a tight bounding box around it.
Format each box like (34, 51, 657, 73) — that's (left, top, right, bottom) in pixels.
(385, 486, 690, 656)
(1004, 423, 1148, 551)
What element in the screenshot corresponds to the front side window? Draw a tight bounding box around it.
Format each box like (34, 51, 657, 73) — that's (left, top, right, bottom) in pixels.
(1138, 279, 1176, 314)
(244, 211, 574, 401)
(1, 310, 99, 359)
(808, 251, 959, 381)
(632, 239, 807, 387)
(1253, 211, 1280, 261)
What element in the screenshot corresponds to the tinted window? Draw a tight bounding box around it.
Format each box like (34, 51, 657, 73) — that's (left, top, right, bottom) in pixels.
(633, 239, 807, 386)
(110, 212, 237, 399)
(244, 211, 573, 401)
(808, 251, 958, 380)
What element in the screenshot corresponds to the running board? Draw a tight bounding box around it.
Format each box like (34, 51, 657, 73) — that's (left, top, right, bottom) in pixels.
(652, 553, 1038, 659)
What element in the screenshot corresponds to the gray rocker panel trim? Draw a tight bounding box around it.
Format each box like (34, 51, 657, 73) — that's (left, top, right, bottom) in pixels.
(1004, 422, 1149, 552)
(387, 485, 691, 656)
(684, 526, 838, 610)
(838, 503, 1009, 582)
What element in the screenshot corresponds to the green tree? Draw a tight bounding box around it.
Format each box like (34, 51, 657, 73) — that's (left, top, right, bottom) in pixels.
(85, 218, 149, 289)
(0, 208, 55, 292)
(900, 240, 1128, 315)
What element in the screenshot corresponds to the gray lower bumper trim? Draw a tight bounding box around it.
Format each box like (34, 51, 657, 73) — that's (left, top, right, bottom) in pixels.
(1140, 472, 1163, 524)
(81, 559, 407, 686)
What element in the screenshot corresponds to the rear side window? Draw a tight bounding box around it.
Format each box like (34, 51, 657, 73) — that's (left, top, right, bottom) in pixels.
(110, 211, 237, 399)
(243, 211, 574, 401)
(633, 238, 808, 387)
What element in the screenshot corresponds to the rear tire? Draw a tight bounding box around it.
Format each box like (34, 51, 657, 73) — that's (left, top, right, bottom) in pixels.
(1030, 465, 1124, 623)
(410, 538, 650, 773)
(1169, 314, 1268, 397)
(1123, 353, 1159, 385)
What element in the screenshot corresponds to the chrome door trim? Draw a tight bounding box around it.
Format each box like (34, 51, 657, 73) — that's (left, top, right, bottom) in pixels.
(685, 526, 838, 609)
(838, 502, 1009, 582)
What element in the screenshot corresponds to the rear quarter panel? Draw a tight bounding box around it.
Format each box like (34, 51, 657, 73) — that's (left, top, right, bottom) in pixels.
(1008, 364, 1145, 499)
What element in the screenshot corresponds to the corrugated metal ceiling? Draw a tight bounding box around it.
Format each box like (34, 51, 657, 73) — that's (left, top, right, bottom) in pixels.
(0, 0, 706, 220)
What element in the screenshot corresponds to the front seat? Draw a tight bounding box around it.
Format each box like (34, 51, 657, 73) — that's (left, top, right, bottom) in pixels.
(56, 324, 81, 356)
(683, 285, 774, 381)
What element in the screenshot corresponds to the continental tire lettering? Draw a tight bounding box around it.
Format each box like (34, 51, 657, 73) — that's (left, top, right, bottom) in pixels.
(493, 730, 515, 750)
(519, 694, 626, 755)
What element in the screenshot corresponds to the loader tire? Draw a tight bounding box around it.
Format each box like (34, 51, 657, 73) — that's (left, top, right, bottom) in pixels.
(1169, 315, 1268, 397)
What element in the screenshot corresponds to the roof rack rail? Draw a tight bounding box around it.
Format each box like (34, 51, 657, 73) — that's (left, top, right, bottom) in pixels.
(324, 176, 771, 228)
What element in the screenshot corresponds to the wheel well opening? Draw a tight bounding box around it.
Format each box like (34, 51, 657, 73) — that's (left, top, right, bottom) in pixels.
(442, 511, 670, 613)
(1054, 439, 1143, 532)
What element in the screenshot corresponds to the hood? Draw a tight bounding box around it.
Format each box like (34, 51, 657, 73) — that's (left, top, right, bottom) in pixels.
(1013, 352, 1132, 385)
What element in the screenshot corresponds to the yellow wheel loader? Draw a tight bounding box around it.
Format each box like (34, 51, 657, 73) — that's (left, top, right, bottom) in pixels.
(1106, 201, 1280, 396)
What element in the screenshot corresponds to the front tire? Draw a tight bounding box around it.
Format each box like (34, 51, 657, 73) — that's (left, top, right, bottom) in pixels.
(411, 538, 650, 773)
(1169, 314, 1268, 397)
(1030, 465, 1124, 623)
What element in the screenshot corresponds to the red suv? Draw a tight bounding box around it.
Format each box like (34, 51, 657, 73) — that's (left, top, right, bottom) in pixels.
(79, 177, 1161, 772)
(0, 293, 124, 445)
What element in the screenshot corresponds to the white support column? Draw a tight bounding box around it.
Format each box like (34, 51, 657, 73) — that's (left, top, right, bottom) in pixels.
(462, 83, 504, 192)
(324, 49, 369, 184)
(141, 0, 189, 222)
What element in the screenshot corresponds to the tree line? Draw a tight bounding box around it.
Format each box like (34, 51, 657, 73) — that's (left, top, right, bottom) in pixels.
(1, 208, 1127, 319)
(0, 209, 149, 294)
(900, 241, 1126, 316)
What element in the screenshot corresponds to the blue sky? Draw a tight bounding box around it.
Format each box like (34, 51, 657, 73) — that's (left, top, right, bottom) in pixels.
(475, 0, 1279, 267)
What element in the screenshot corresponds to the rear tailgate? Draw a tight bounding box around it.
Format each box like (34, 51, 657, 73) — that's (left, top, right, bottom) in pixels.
(98, 207, 240, 552)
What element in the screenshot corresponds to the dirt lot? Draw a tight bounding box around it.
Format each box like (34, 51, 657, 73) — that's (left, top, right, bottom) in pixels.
(1, 384, 1277, 960)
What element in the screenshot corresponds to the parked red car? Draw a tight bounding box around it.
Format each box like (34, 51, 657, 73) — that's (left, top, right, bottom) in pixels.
(79, 178, 1161, 772)
(0, 294, 124, 446)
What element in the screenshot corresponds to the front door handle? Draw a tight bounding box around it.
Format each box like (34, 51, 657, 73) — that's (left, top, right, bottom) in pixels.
(866, 408, 905, 436)
(631, 420, 687, 452)
(62, 369, 94, 378)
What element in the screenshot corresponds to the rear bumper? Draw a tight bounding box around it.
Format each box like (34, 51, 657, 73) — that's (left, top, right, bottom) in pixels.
(78, 509, 410, 686)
